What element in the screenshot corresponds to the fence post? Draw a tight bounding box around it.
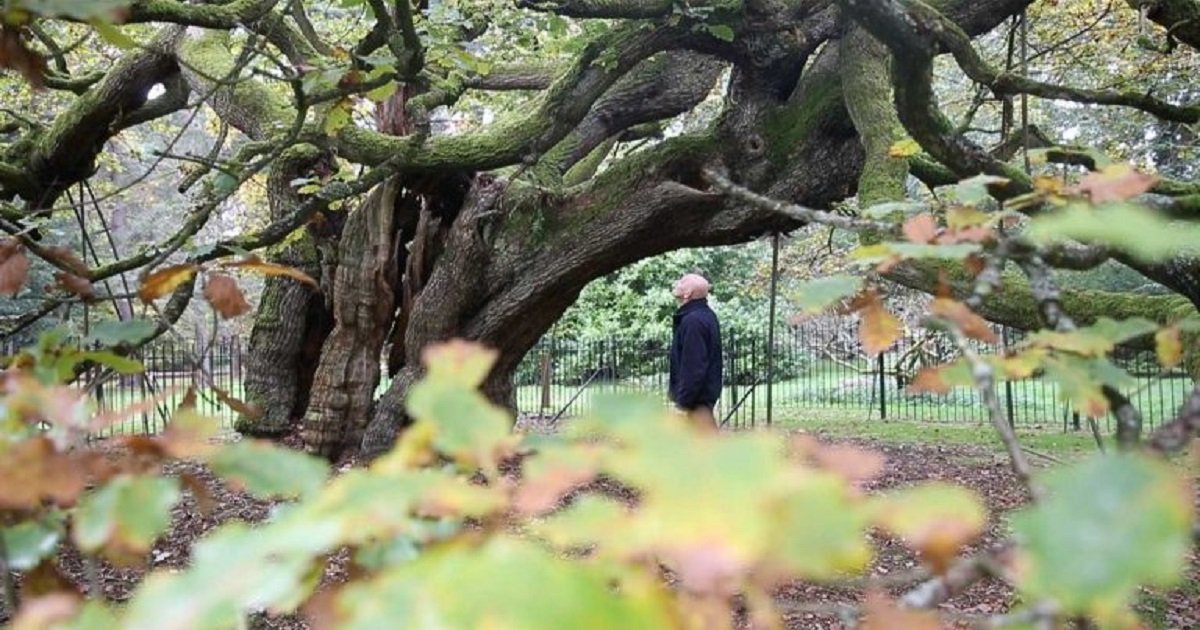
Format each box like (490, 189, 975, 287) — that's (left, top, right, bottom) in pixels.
(765, 233, 780, 427)
(539, 347, 552, 412)
(877, 352, 887, 421)
(1001, 326, 1015, 426)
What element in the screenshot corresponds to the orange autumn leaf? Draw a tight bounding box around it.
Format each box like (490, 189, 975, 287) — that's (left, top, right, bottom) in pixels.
(931, 298, 997, 343)
(55, 272, 94, 300)
(203, 273, 251, 319)
(42, 246, 90, 276)
(224, 255, 319, 289)
(902, 213, 938, 244)
(908, 366, 951, 395)
(213, 385, 262, 419)
(0, 438, 92, 509)
(1074, 166, 1159, 204)
(0, 238, 30, 296)
(0, 25, 48, 89)
(139, 264, 199, 302)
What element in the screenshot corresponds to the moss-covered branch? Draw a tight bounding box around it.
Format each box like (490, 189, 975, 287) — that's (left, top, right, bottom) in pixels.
(534, 52, 724, 184)
(1, 28, 179, 207)
(884, 260, 1195, 335)
(335, 22, 688, 169)
(126, 0, 281, 28)
(839, 27, 908, 207)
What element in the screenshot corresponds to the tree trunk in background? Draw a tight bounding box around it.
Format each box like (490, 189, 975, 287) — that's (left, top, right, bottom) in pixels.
(299, 181, 401, 458)
(238, 146, 335, 437)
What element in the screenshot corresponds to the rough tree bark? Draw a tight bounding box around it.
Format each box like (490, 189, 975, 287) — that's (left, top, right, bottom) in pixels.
(238, 146, 334, 436)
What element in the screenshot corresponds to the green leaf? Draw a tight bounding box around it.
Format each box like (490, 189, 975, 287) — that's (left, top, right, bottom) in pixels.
(91, 21, 136, 49)
(85, 319, 157, 345)
(64, 601, 120, 630)
(1042, 355, 1135, 417)
(1, 518, 63, 570)
(861, 201, 926, 219)
(791, 275, 863, 315)
(533, 495, 629, 549)
(770, 472, 872, 579)
(332, 538, 676, 629)
(321, 99, 352, 136)
(870, 483, 987, 571)
(80, 350, 143, 374)
(1026, 317, 1157, 356)
(405, 378, 513, 468)
(954, 174, 1009, 205)
(706, 24, 735, 41)
(1011, 454, 1193, 622)
(207, 440, 328, 500)
(422, 339, 497, 388)
(74, 475, 180, 561)
(124, 520, 335, 630)
(1027, 202, 1200, 263)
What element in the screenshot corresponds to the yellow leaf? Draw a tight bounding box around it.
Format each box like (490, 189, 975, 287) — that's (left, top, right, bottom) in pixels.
(223, 255, 319, 288)
(872, 483, 987, 574)
(888, 138, 922, 158)
(945, 205, 990, 229)
(1155, 326, 1183, 369)
(858, 292, 901, 355)
(138, 264, 199, 303)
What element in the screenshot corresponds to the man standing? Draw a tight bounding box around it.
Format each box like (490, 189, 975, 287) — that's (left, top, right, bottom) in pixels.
(668, 273, 723, 431)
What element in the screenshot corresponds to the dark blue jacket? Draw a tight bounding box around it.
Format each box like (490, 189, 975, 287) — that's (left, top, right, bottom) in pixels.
(669, 299, 723, 409)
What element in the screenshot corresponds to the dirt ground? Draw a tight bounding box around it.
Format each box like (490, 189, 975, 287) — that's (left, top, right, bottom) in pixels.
(5, 429, 1198, 629)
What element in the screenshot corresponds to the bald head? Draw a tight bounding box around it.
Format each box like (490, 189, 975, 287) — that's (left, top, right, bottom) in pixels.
(672, 273, 711, 304)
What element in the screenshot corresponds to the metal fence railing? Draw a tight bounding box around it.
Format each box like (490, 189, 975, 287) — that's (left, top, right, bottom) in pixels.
(3, 317, 1192, 436)
(514, 319, 1195, 432)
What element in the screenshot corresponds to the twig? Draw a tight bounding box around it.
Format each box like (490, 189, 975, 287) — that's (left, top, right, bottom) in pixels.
(1020, 445, 1064, 464)
(1086, 417, 1106, 454)
(944, 324, 1043, 501)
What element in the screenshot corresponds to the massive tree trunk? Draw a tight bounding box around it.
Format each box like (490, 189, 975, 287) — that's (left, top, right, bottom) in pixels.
(238, 146, 335, 436)
(298, 181, 401, 457)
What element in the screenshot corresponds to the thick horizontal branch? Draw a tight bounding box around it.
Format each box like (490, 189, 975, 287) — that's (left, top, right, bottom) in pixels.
(516, 0, 677, 19)
(335, 23, 688, 169)
(884, 259, 1195, 334)
(465, 65, 557, 91)
(126, 0, 280, 28)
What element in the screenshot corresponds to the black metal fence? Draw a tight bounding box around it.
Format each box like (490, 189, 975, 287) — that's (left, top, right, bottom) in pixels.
(1, 337, 245, 438)
(514, 319, 1195, 432)
(3, 318, 1192, 436)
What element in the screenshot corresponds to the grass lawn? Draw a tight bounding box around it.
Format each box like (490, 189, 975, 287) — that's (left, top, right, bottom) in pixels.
(771, 409, 1105, 459)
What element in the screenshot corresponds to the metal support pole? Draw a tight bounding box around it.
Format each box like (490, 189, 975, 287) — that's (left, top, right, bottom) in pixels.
(765, 233, 780, 427)
(877, 352, 887, 421)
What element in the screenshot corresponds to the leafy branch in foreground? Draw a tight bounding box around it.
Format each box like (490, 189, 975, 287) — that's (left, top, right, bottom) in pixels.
(2, 336, 1195, 628)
